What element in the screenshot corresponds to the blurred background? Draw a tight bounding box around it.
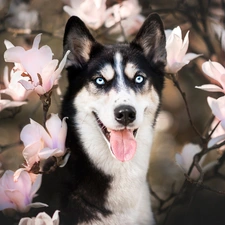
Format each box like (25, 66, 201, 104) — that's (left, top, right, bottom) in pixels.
(0, 0, 225, 224)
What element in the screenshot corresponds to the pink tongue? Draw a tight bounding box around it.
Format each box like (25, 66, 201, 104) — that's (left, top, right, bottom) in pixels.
(110, 129, 137, 162)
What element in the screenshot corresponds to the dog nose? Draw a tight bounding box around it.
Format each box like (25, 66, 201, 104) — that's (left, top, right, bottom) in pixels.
(114, 105, 136, 126)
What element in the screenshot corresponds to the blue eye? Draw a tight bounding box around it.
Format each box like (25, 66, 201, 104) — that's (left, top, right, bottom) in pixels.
(95, 77, 105, 85)
(135, 75, 144, 84)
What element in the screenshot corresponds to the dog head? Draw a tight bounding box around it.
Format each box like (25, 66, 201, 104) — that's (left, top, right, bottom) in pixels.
(63, 14, 166, 162)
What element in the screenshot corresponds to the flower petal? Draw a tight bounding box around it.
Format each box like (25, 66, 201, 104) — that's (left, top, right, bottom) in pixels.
(195, 84, 224, 93)
(30, 174, 42, 198)
(4, 46, 25, 63)
(4, 40, 15, 49)
(208, 134, 225, 148)
(32, 33, 41, 49)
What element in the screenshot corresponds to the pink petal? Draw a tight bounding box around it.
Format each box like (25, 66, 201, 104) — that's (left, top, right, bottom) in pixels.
(165, 61, 187, 74)
(182, 52, 201, 64)
(208, 134, 225, 148)
(3, 66, 9, 87)
(34, 85, 46, 95)
(19, 80, 35, 91)
(30, 174, 42, 198)
(20, 120, 45, 146)
(22, 141, 43, 167)
(36, 212, 53, 223)
(38, 147, 60, 159)
(32, 34, 41, 49)
(4, 40, 15, 49)
(195, 84, 224, 93)
(207, 96, 225, 120)
(55, 50, 70, 75)
(4, 46, 25, 63)
(13, 171, 32, 198)
(202, 61, 223, 81)
(18, 218, 33, 225)
(5, 190, 28, 212)
(45, 114, 63, 142)
(177, 31, 189, 61)
(0, 187, 15, 211)
(14, 168, 28, 182)
(27, 202, 48, 209)
(52, 210, 60, 225)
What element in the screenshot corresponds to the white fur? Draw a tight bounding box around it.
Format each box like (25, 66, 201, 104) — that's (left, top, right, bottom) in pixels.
(73, 52, 160, 225)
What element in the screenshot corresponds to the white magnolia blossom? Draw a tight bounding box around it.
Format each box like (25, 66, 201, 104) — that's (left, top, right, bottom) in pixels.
(19, 210, 60, 225)
(165, 26, 201, 74)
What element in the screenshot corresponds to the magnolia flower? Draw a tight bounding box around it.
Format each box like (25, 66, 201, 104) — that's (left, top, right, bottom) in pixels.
(19, 210, 60, 225)
(4, 34, 69, 95)
(0, 170, 47, 213)
(165, 26, 200, 74)
(105, 0, 142, 28)
(19, 114, 67, 172)
(63, 0, 106, 30)
(196, 61, 225, 93)
(175, 143, 206, 179)
(0, 66, 31, 101)
(0, 94, 27, 112)
(207, 96, 225, 148)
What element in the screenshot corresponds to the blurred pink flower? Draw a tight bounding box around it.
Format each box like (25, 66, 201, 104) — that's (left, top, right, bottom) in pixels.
(20, 114, 68, 171)
(19, 210, 60, 225)
(63, 0, 106, 30)
(4, 34, 69, 95)
(165, 26, 200, 74)
(175, 143, 206, 179)
(0, 170, 47, 213)
(207, 96, 225, 148)
(196, 61, 225, 93)
(105, 0, 142, 28)
(0, 66, 32, 101)
(0, 94, 27, 112)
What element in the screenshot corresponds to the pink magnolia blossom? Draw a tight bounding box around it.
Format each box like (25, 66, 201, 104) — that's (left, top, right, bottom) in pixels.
(20, 114, 68, 171)
(4, 34, 69, 95)
(207, 96, 225, 148)
(0, 170, 47, 213)
(175, 143, 206, 179)
(165, 26, 201, 74)
(63, 0, 106, 30)
(19, 210, 60, 225)
(0, 66, 31, 101)
(196, 61, 225, 93)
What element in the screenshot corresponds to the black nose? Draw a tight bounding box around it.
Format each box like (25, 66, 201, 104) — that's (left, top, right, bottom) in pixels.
(114, 105, 136, 126)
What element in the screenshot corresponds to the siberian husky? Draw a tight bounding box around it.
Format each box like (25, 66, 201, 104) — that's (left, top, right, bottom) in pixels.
(38, 13, 167, 225)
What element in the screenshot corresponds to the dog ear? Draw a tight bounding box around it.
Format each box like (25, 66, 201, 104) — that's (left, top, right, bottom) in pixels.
(63, 16, 98, 68)
(131, 13, 166, 69)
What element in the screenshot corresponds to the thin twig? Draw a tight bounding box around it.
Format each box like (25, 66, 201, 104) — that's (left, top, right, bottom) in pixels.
(167, 73, 203, 139)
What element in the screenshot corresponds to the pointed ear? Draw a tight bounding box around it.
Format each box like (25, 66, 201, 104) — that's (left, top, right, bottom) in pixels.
(63, 16, 98, 68)
(131, 13, 166, 69)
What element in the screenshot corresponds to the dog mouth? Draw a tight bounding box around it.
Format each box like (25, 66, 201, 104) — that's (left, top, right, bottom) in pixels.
(93, 112, 138, 162)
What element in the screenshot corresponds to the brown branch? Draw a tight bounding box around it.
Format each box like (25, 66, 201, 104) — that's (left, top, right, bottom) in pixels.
(166, 73, 203, 139)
